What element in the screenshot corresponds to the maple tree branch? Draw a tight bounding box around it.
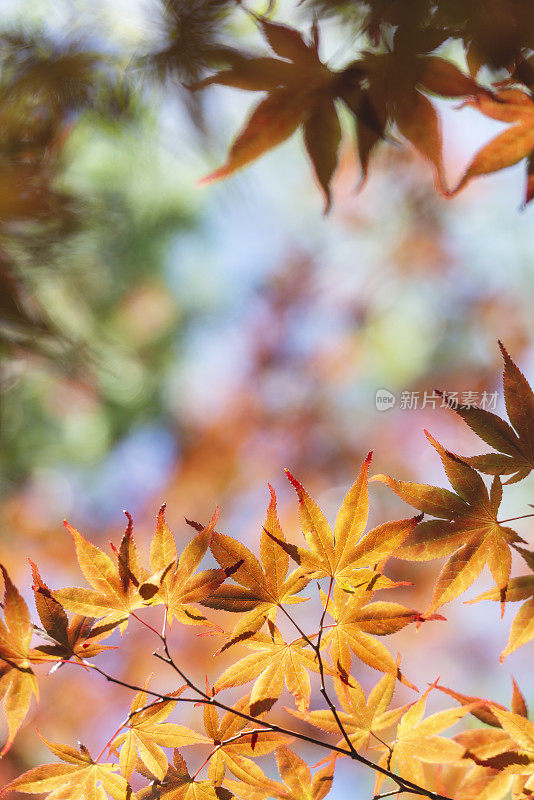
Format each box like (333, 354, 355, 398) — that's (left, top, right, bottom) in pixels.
(65, 653, 453, 800)
(152, 637, 455, 800)
(373, 790, 400, 799)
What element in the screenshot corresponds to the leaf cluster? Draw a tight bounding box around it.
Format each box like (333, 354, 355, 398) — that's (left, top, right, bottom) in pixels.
(1, 343, 534, 800)
(187, 2, 534, 210)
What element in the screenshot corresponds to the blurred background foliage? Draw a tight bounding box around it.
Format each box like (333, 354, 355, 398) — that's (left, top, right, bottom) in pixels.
(1, 1, 534, 797)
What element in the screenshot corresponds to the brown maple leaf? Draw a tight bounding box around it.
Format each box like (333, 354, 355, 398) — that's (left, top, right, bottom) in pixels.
(439, 342, 534, 484)
(0, 565, 39, 755)
(372, 430, 525, 613)
(337, 44, 487, 192)
(192, 14, 489, 209)
(29, 560, 116, 664)
(191, 17, 342, 212)
(452, 89, 534, 204)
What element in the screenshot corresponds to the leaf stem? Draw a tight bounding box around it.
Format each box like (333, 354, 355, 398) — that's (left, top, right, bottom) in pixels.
(498, 513, 534, 524)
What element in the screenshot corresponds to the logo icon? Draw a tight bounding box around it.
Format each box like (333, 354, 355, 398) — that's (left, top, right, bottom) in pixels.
(375, 389, 396, 411)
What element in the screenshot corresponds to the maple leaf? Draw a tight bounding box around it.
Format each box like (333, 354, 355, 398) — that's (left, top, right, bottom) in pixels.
(29, 560, 116, 664)
(200, 694, 290, 788)
(111, 681, 209, 781)
(274, 746, 335, 800)
(479, 705, 534, 798)
(53, 513, 160, 633)
(439, 342, 534, 484)
(269, 454, 421, 594)
(136, 750, 233, 800)
(199, 486, 309, 649)
(372, 429, 525, 613)
(373, 684, 476, 795)
(339, 46, 487, 193)
(150, 506, 226, 627)
(54, 507, 222, 633)
(454, 727, 517, 763)
(192, 17, 342, 212)
(320, 584, 435, 689)
(0, 565, 39, 755)
(213, 622, 321, 716)
(436, 677, 528, 728)
(453, 765, 513, 800)
(467, 575, 534, 661)
(223, 747, 335, 800)
(0, 733, 130, 800)
(288, 672, 409, 751)
(452, 89, 534, 204)
(192, 10, 489, 208)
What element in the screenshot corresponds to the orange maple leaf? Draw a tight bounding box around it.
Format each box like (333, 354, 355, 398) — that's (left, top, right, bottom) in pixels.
(111, 680, 208, 781)
(439, 342, 534, 485)
(53, 513, 162, 633)
(200, 695, 290, 788)
(436, 677, 528, 727)
(373, 684, 476, 796)
(213, 622, 321, 716)
(199, 487, 309, 650)
(136, 750, 233, 800)
(452, 89, 534, 204)
(53, 507, 224, 632)
(320, 584, 432, 689)
(0, 566, 39, 755)
(275, 746, 335, 800)
(288, 672, 410, 752)
(151, 506, 226, 626)
(0, 733, 130, 800)
(269, 454, 421, 594)
(29, 560, 115, 664)
(372, 430, 525, 613)
(467, 576, 534, 661)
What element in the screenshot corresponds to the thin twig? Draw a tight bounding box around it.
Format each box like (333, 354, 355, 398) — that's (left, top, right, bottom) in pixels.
(192, 727, 271, 779)
(278, 577, 356, 756)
